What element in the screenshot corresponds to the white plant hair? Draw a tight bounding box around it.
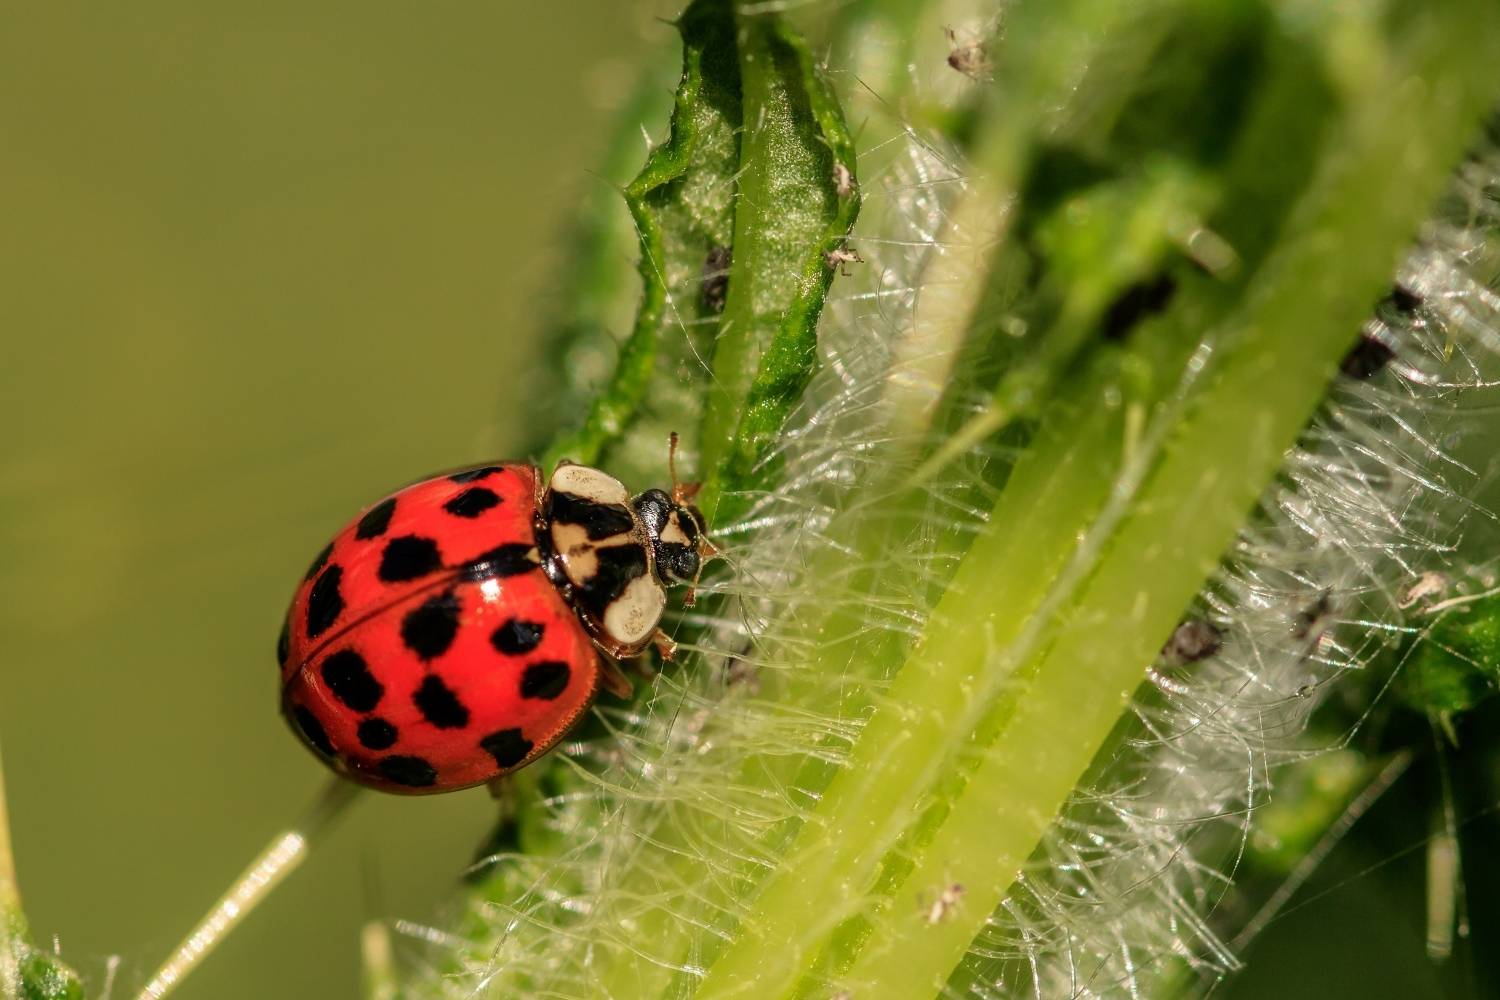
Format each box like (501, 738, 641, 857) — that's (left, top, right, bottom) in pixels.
(396, 28, 1500, 1000)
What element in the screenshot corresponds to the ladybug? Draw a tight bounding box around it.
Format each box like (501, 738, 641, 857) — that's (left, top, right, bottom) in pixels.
(277, 448, 710, 793)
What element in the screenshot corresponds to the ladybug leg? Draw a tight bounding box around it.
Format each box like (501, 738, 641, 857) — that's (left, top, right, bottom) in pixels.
(651, 628, 678, 662)
(486, 774, 514, 802)
(598, 655, 635, 699)
(681, 537, 719, 607)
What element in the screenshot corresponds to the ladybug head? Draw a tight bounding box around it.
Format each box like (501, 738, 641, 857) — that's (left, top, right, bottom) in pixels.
(632, 489, 709, 588)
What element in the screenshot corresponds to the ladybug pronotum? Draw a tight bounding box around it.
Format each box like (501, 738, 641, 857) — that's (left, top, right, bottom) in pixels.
(277, 455, 710, 793)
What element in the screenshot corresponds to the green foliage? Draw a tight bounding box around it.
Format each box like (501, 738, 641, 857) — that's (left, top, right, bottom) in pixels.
(694, 12, 860, 521)
(543, 1, 742, 476)
(444, 1, 1500, 997)
(445, 2, 859, 990)
(543, 0, 860, 522)
(1401, 593, 1500, 715)
(13, 0, 1500, 996)
(14, 946, 83, 1000)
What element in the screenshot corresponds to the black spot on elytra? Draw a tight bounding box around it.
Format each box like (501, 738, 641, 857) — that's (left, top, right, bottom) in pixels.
(480, 728, 534, 769)
(520, 660, 571, 701)
(414, 675, 470, 729)
(378, 535, 442, 582)
(304, 542, 333, 581)
(492, 619, 544, 655)
(355, 497, 397, 540)
(305, 565, 345, 639)
(444, 487, 500, 519)
(357, 717, 398, 750)
(548, 491, 636, 541)
(1340, 334, 1396, 379)
(276, 618, 291, 666)
(450, 466, 505, 484)
(461, 543, 537, 581)
(378, 755, 437, 788)
(401, 591, 461, 660)
(321, 648, 383, 712)
(1102, 274, 1177, 341)
(292, 705, 334, 757)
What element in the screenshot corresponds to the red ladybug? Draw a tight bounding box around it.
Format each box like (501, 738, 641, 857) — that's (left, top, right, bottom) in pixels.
(277, 456, 709, 793)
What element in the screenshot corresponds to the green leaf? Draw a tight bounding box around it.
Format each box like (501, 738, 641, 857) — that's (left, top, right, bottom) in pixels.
(1400, 591, 1500, 714)
(544, 0, 742, 481)
(545, 0, 858, 513)
(694, 7, 859, 523)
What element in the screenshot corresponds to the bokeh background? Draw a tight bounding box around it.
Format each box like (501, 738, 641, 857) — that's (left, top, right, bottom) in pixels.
(0, 4, 1490, 999)
(0, 4, 672, 997)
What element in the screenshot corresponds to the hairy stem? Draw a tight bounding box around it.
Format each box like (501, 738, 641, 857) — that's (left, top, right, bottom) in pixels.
(698, 1, 1500, 996)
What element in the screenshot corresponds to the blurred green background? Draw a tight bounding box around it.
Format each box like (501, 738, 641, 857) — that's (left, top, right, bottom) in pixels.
(0, 3, 1493, 999)
(0, 4, 670, 997)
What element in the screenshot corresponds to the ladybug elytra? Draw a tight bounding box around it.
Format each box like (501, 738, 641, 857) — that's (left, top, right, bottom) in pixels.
(277, 457, 709, 793)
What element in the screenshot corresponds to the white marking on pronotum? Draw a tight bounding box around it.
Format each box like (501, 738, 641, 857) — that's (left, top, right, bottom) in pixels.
(660, 512, 693, 548)
(549, 464, 630, 505)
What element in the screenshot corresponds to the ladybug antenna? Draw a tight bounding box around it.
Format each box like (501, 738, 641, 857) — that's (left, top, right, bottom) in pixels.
(668, 432, 701, 506)
(134, 778, 362, 1000)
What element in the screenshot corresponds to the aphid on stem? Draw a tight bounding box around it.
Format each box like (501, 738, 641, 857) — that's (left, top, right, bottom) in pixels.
(1162, 617, 1223, 666)
(825, 244, 864, 276)
(701, 246, 731, 313)
(922, 882, 966, 925)
(832, 161, 855, 199)
(944, 26, 990, 80)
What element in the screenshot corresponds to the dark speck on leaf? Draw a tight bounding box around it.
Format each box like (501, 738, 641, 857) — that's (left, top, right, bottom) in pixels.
(1162, 618, 1222, 665)
(702, 246, 732, 313)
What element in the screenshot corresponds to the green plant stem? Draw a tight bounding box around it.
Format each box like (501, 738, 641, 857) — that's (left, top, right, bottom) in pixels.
(698, 2, 1500, 996)
(881, 0, 1162, 450)
(360, 920, 398, 1000)
(587, 4, 1196, 996)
